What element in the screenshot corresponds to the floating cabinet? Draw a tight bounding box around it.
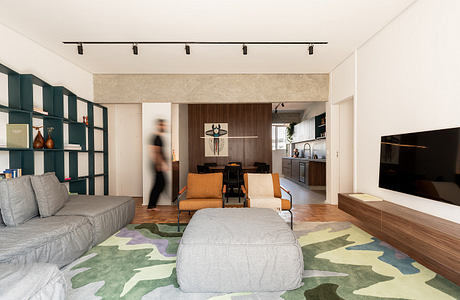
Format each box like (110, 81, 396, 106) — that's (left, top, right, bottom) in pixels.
(0, 63, 108, 195)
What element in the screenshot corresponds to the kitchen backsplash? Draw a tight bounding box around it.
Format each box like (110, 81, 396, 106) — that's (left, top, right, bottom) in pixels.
(293, 139, 326, 159)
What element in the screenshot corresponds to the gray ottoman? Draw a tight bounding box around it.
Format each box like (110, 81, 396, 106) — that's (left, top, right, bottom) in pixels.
(176, 208, 304, 293)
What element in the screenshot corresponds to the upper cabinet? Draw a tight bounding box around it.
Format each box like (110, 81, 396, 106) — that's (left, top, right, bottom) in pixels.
(293, 117, 317, 143)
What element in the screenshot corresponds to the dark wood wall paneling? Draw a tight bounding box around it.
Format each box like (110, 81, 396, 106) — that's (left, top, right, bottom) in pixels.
(188, 104, 272, 172)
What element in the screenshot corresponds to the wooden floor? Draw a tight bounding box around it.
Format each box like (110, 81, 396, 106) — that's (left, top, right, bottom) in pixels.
(132, 198, 361, 226)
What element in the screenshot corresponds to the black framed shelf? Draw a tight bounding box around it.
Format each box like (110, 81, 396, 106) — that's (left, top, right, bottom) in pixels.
(63, 149, 89, 152)
(0, 62, 108, 195)
(0, 147, 32, 151)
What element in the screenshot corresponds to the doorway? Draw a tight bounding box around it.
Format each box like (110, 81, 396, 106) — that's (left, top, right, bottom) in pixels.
(338, 97, 354, 193)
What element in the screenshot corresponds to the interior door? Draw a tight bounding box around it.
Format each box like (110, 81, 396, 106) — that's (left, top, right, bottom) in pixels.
(339, 98, 354, 193)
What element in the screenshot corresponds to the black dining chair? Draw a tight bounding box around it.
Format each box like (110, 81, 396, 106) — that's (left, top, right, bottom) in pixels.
(228, 161, 242, 166)
(223, 165, 242, 202)
(204, 162, 217, 167)
(256, 164, 270, 173)
(197, 165, 211, 174)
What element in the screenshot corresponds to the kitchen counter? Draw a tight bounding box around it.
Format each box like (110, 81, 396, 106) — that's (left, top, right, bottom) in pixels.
(282, 157, 326, 163)
(282, 157, 326, 189)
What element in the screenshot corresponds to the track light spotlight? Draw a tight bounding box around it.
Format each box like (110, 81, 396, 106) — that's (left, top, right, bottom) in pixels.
(308, 44, 314, 55)
(185, 44, 191, 55)
(281, 103, 284, 107)
(242, 44, 247, 55)
(77, 43, 83, 55)
(132, 43, 138, 55)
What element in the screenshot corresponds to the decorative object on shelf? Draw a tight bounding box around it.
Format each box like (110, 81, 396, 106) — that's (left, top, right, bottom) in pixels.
(293, 148, 299, 158)
(33, 126, 45, 149)
(6, 124, 29, 148)
(83, 116, 89, 125)
(33, 107, 49, 115)
(45, 127, 55, 149)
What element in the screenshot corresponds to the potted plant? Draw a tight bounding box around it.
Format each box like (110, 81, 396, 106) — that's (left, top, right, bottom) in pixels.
(286, 122, 297, 156)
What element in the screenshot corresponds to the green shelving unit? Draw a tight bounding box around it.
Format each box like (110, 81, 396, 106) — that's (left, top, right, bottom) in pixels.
(0, 62, 108, 195)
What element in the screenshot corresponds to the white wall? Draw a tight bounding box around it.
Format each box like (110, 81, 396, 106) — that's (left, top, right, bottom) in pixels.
(356, 0, 460, 223)
(329, 0, 460, 223)
(327, 54, 356, 204)
(272, 150, 285, 174)
(0, 23, 93, 100)
(171, 103, 189, 191)
(107, 104, 143, 197)
(300, 102, 326, 121)
(142, 103, 172, 206)
(178, 104, 189, 190)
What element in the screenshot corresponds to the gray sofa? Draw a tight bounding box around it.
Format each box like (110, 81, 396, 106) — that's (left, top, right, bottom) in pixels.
(0, 173, 135, 299)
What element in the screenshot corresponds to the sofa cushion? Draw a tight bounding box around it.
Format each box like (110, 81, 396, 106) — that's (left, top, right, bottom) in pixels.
(186, 173, 223, 199)
(56, 195, 135, 245)
(179, 198, 223, 211)
(0, 215, 92, 267)
(0, 175, 39, 226)
(247, 198, 291, 210)
(31, 173, 69, 217)
(0, 263, 66, 300)
(244, 173, 282, 198)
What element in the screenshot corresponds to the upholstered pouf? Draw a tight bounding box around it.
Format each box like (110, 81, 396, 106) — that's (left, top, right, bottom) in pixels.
(176, 208, 303, 293)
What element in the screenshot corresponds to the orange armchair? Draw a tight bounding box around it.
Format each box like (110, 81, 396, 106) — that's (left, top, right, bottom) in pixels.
(176, 173, 226, 231)
(241, 173, 293, 229)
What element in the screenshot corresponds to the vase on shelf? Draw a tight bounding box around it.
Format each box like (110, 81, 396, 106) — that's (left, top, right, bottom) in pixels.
(45, 127, 55, 149)
(33, 126, 45, 149)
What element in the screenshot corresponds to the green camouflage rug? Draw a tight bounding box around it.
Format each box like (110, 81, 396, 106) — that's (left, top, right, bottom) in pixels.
(64, 222, 460, 299)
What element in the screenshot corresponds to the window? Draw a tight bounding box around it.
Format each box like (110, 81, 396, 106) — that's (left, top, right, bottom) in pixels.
(272, 124, 287, 150)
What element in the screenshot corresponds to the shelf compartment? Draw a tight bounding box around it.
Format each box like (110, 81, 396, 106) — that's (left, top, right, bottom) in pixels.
(68, 122, 86, 151)
(9, 150, 34, 175)
(68, 178, 87, 195)
(44, 150, 64, 181)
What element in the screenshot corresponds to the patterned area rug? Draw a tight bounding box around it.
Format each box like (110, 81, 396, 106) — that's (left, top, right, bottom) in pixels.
(63, 222, 460, 299)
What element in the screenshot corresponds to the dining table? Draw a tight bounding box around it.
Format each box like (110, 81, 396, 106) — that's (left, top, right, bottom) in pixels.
(208, 165, 258, 172)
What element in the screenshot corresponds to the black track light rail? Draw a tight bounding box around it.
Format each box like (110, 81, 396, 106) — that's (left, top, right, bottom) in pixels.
(63, 41, 328, 45)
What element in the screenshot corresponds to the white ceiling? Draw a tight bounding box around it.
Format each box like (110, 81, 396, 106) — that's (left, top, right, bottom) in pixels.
(0, 0, 414, 74)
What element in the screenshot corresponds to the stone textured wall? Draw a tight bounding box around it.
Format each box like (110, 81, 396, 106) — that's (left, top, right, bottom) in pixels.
(93, 74, 329, 103)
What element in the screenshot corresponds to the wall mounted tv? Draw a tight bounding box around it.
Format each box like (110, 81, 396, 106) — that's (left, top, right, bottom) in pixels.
(379, 127, 460, 206)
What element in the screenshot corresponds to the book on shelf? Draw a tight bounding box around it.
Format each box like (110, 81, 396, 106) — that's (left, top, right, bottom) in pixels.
(64, 143, 82, 150)
(2, 168, 22, 179)
(6, 124, 29, 148)
(33, 107, 49, 115)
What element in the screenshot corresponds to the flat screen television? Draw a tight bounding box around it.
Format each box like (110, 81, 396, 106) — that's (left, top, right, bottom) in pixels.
(379, 127, 460, 206)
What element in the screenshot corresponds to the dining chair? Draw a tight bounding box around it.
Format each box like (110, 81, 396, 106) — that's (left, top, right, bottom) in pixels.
(223, 165, 242, 202)
(204, 162, 217, 167)
(197, 165, 211, 174)
(256, 164, 270, 173)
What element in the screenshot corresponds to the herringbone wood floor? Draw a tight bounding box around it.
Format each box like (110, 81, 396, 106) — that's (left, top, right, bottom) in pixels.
(132, 198, 362, 227)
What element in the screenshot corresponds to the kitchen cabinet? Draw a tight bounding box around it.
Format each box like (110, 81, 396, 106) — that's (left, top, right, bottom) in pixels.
(282, 158, 292, 177)
(308, 161, 326, 186)
(293, 118, 316, 143)
(281, 157, 326, 189)
(291, 159, 300, 182)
